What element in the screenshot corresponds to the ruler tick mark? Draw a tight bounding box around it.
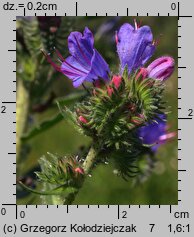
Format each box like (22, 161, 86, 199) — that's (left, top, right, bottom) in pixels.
(76, 2, 78, 16)
(178, 1, 180, 20)
(178, 117, 192, 120)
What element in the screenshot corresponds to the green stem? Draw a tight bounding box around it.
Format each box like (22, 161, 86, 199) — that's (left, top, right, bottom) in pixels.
(63, 145, 98, 205)
(83, 145, 98, 174)
(16, 80, 30, 165)
(63, 191, 79, 205)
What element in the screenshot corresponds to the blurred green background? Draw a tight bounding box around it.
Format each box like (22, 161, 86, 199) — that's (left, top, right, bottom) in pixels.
(16, 16, 177, 205)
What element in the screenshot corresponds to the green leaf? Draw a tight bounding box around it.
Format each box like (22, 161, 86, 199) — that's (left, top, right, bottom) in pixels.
(21, 17, 43, 57)
(19, 181, 78, 196)
(122, 65, 129, 82)
(57, 103, 76, 122)
(57, 101, 83, 135)
(21, 113, 63, 142)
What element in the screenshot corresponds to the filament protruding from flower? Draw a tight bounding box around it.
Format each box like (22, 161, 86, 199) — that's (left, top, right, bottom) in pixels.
(159, 132, 176, 142)
(54, 47, 65, 62)
(134, 19, 138, 30)
(115, 31, 118, 44)
(134, 19, 141, 30)
(152, 35, 162, 46)
(41, 49, 61, 72)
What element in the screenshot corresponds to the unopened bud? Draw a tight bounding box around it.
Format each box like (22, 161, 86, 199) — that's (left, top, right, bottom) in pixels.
(112, 75, 122, 89)
(147, 56, 175, 81)
(74, 167, 85, 175)
(79, 116, 88, 124)
(107, 86, 114, 96)
(135, 67, 148, 80)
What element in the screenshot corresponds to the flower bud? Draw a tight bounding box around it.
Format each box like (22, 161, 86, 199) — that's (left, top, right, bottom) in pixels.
(79, 116, 88, 124)
(74, 167, 85, 175)
(107, 75, 122, 97)
(135, 68, 148, 80)
(147, 56, 175, 81)
(107, 86, 114, 96)
(112, 75, 122, 89)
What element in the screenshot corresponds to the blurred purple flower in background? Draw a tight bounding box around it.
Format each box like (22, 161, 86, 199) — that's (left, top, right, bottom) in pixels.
(137, 114, 176, 152)
(116, 22, 156, 73)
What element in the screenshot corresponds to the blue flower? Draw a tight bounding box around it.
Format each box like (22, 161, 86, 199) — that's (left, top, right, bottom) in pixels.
(60, 27, 110, 87)
(137, 114, 175, 152)
(116, 22, 155, 73)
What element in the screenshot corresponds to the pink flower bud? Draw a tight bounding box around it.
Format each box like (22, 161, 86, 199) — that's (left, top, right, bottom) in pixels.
(147, 56, 175, 81)
(112, 75, 122, 89)
(107, 86, 114, 96)
(79, 116, 88, 124)
(135, 68, 148, 80)
(74, 167, 85, 175)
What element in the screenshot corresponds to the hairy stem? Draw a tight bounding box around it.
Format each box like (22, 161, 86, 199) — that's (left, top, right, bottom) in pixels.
(63, 145, 98, 205)
(82, 145, 98, 174)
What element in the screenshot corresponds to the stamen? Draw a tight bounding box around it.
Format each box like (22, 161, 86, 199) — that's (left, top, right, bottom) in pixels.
(134, 19, 138, 30)
(152, 34, 162, 46)
(137, 20, 142, 29)
(115, 31, 118, 44)
(54, 48, 65, 62)
(41, 49, 61, 72)
(159, 132, 176, 141)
